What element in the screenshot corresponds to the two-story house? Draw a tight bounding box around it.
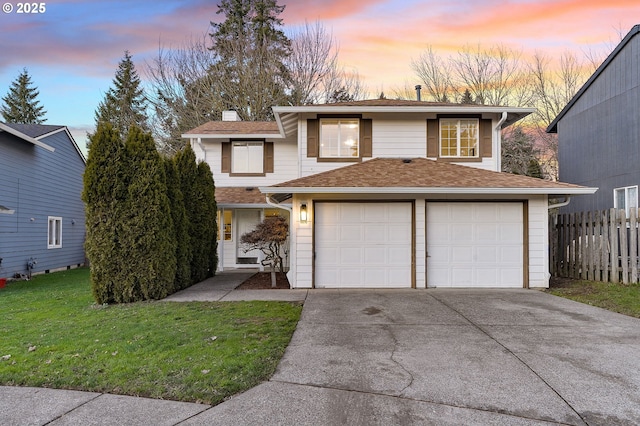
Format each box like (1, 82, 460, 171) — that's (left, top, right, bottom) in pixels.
(547, 24, 640, 215)
(0, 122, 86, 279)
(183, 99, 595, 289)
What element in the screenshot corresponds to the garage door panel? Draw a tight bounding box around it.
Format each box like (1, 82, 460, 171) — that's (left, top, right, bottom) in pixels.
(316, 202, 412, 288)
(427, 202, 523, 288)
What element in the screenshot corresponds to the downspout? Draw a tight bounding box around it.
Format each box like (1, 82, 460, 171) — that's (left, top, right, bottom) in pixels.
(495, 112, 508, 172)
(548, 196, 571, 210)
(195, 137, 206, 162)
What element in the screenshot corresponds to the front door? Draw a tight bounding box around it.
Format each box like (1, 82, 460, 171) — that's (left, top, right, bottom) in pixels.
(236, 209, 262, 265)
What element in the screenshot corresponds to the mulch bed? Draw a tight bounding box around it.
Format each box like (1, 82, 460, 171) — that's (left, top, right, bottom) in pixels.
(236, 272, 291, 290)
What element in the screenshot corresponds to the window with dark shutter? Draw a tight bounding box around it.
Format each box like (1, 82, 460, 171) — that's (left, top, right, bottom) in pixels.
(360, 119, 372, 157)
(221, 142, 231, 173)
(480, 119, 492, 158)
(426, 119, 438, 157)
(264, 142, 274, 173)
(307, 119, 319, 158)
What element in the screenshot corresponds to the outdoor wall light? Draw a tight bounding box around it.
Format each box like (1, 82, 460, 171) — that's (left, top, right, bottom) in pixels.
(300, 203, 308, 223)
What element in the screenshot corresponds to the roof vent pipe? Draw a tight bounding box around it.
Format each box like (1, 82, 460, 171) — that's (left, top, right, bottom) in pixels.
(415, 85, 422, 101)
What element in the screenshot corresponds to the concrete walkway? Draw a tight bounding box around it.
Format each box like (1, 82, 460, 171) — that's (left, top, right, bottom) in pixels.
(3, 286, 640, 425)
(162, 269, 308, 302)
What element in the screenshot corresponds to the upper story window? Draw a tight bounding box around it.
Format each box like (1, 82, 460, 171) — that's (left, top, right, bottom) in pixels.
(320, 119, 359, 158)
(440, 118, 479, 158)
(614, 185, 638, 217)
(48, 216, 62, 249)
(232, 141, 263, 174)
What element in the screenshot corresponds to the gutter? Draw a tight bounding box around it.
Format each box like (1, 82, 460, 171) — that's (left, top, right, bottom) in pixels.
(265, 194, 292, 214)
(548, 196, 571, 210)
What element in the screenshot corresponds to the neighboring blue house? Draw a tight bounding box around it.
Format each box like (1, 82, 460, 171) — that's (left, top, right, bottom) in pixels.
(0, 122, 86, 279)
(548, 24, 640, 214)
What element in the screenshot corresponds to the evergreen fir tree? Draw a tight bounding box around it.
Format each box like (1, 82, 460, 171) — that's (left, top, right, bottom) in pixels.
(460, 88, 475, 104)
(1, 68, 46, 124)
(196, 161, 218, 277)
(93, 51, 148, 139)
(209, 0, 291, 120)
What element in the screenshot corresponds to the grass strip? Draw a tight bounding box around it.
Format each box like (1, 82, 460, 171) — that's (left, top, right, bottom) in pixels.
(548, 279, 640, 319)
(0, 268, 302, 405)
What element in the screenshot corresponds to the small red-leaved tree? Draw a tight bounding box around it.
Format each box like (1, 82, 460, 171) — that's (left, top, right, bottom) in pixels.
(240, 215, 289, 287)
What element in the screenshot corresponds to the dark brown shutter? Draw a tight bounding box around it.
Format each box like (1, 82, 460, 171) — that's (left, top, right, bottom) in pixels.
(360, 119, 372, 157)
(426, 119, 438, 157)
(480, 119, 492, 158)
(264, 142, 274, 173)
(221, 142, 231, 173)
(307, 119, 319, 157)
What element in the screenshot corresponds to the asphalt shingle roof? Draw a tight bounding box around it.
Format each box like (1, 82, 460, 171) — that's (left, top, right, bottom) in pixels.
(185, 121, 279, 135)
(271, 158, 587, 190)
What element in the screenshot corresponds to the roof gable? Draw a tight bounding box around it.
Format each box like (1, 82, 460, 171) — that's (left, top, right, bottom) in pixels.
(547, 24, 640, 133)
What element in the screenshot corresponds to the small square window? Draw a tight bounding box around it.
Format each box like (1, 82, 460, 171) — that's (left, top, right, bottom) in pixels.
(48, 216, 62, 249)
(232, 141, 264, 174)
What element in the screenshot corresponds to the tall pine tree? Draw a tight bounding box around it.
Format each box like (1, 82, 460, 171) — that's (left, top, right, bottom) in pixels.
(93, 51, 148, 139)
(1, 68, 46, 124)
(209, 0, 291, 120)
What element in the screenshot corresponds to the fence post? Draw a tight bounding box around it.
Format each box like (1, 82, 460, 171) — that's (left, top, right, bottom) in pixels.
(620, 209, 629, 284)
(602, 209, 610, 283)
(630, 208, 638, 284)
(610, 208, 619, 283)
(593, 210, 601, 282)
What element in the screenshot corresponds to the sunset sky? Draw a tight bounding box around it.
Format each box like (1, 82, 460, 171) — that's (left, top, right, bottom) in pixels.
(0, 0, 638, 151)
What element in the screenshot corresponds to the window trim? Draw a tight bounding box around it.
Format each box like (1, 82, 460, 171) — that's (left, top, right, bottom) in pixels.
(47, 216, 62, 249)
(614, 185, 638, 217)
(439, 118, 480, 159)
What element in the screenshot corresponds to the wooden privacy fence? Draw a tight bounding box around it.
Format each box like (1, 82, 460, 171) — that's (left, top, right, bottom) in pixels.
(549, 208, 640, 283)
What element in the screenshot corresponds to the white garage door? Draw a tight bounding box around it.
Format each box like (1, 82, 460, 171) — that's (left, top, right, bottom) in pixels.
(315, 202, 412, 288)
(427, 202, 524, 288)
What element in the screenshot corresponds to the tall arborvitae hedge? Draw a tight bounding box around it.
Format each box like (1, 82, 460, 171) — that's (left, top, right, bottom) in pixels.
(82, 123, 128, 304)
(175, 144, 218, 283)
(165, 156, 192, 290)
(118, 126, 177, 301)
(174, 144, 199, 284)
(196, 161, 218, 277)
(83, 128, 217, 303)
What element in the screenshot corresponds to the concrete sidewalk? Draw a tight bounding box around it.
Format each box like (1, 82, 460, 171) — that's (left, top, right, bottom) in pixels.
(3, 288, 640, 425)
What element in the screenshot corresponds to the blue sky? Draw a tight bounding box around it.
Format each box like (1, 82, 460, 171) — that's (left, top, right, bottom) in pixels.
(0, 0, 638, 152)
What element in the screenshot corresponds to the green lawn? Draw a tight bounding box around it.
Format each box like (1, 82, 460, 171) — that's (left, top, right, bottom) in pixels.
(548, 278, 640, 319)
(0, 268, 302, 405)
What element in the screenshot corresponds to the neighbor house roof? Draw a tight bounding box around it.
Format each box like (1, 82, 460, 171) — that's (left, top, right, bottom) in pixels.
(183, 121, 281, 138)
(547, 24, 640, 133)
(0, 122, 55, 151)
(262, 158, 596, 196)
(3, 123, 65, 138)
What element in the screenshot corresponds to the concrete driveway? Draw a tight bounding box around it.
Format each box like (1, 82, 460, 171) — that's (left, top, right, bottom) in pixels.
(189, 289, 640, 425)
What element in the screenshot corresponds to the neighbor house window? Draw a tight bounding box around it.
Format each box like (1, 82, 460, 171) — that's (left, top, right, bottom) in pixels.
(320, 119, 359, 158)
(48, 216, 62, 249)
(440, 119, 479, 158)
(232, 141, 263, 174)
(614, 186, 638, 217)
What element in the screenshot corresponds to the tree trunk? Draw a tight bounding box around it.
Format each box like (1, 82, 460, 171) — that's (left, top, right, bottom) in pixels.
(270, 267, 277, 288)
